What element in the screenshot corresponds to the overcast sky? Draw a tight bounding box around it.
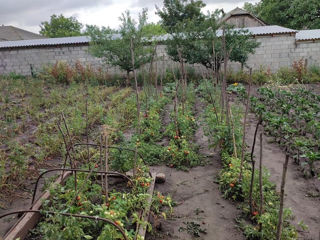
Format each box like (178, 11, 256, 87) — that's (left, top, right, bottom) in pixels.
(0, 0, 259, 34)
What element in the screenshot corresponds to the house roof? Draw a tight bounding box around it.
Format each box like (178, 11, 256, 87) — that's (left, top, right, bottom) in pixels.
(220, 7, 266, 26)
(0, 25, 46, 41)
(296, 29, 320, 41)
(215, 25, 296, 37)
(0, 25, 299, 49)
(238, 25, 296, 36)
(0, 36, 90, 49)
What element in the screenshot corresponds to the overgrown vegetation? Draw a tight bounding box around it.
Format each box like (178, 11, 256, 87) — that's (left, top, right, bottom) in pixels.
(227, 59, 320, 85)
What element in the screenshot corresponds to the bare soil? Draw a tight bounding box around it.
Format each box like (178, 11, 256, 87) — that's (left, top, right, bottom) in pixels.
(246, 110, 320, 239)
(147, 98, 244, 240)
(0, 158, 63, 236)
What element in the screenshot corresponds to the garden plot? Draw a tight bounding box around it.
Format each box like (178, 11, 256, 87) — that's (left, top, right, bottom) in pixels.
(246, 85, 320, 239)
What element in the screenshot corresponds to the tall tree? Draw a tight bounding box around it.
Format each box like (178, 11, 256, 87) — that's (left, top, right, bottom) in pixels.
(88, 9, 154, 85)
(156, 0, 206, 33)
(141, 23, 167, 38)
(158, 0, 259, 72)
(243, 0, 320, 30)
(40, 14, 83, 37)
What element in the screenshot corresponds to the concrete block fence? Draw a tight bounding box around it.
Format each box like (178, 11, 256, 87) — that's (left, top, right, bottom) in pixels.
(0, 34, 320, 76)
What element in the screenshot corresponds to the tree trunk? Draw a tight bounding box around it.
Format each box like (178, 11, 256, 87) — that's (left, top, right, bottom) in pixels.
(126, 71, 130, 87)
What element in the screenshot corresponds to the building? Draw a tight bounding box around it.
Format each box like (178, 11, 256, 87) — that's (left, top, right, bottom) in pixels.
(220, 7, 266, 28)
(0, 10, 320, 76)
(0, 25, 46, 42)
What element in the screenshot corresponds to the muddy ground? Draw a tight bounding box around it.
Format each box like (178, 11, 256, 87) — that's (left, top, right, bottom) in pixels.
(147, 98, 244, 240)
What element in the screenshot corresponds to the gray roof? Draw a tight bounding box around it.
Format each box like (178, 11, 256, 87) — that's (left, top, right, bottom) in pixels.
(0, 25, 45, 41)
(0, 25, 299, 49)
(238, 25, 296, 36)
(215, 25, 296, 37)
(0, 36, 90, 49)
(296, 29, 320, 41)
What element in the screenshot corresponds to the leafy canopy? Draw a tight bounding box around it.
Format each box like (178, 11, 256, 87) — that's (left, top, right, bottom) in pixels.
(88, 9, 154, 75)
(156, 0, 206, 33)
(158, 0, 259, 70)
(243, 0, 320, 30)
(40, 14, 83, 37)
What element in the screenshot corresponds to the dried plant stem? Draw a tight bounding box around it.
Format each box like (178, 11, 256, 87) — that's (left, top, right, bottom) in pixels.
(276, 155, 289, 240)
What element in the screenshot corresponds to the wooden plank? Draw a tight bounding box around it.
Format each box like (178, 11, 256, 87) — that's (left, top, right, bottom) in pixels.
(137, 172, 156, 239)
(4, 171, 72, 240)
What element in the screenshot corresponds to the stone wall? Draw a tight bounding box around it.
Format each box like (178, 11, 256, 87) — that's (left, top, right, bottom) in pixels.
(0, 45, 105, 76)
(228, 35, 320, 72)
(293, 40, 320, 67)
(1, 35, 320, 76)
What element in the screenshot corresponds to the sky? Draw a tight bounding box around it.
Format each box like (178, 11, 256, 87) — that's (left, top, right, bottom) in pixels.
(0, 0, 259, 34)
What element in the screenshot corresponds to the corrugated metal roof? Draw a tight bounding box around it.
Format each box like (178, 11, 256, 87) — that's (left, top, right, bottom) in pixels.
(216, 25, 296, 37)
(296, 29, 320, 41)
(0, 25, 298, 49)
(0, 25, 46, 42)
(0, 36, 90, 49)
(152, 25, 297, 42)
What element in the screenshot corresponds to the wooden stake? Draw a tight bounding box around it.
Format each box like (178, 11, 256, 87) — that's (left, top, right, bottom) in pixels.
(130, 38, 140, 176)
(249, 120, 261, 214)
(177, 49, 186, 115)
(100, 134, 104, 194)
(259, 132, 264, 234)
(276, 155, 289, 240)
(104, 135, 109, 201)
(85, 86, 90, 167)
(229, 106, 237, 158)
(239, 68, 252, 182)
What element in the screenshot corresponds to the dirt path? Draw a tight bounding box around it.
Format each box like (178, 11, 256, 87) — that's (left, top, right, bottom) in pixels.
(147, 98, 244, 240)
(246, 112, 320, 239)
